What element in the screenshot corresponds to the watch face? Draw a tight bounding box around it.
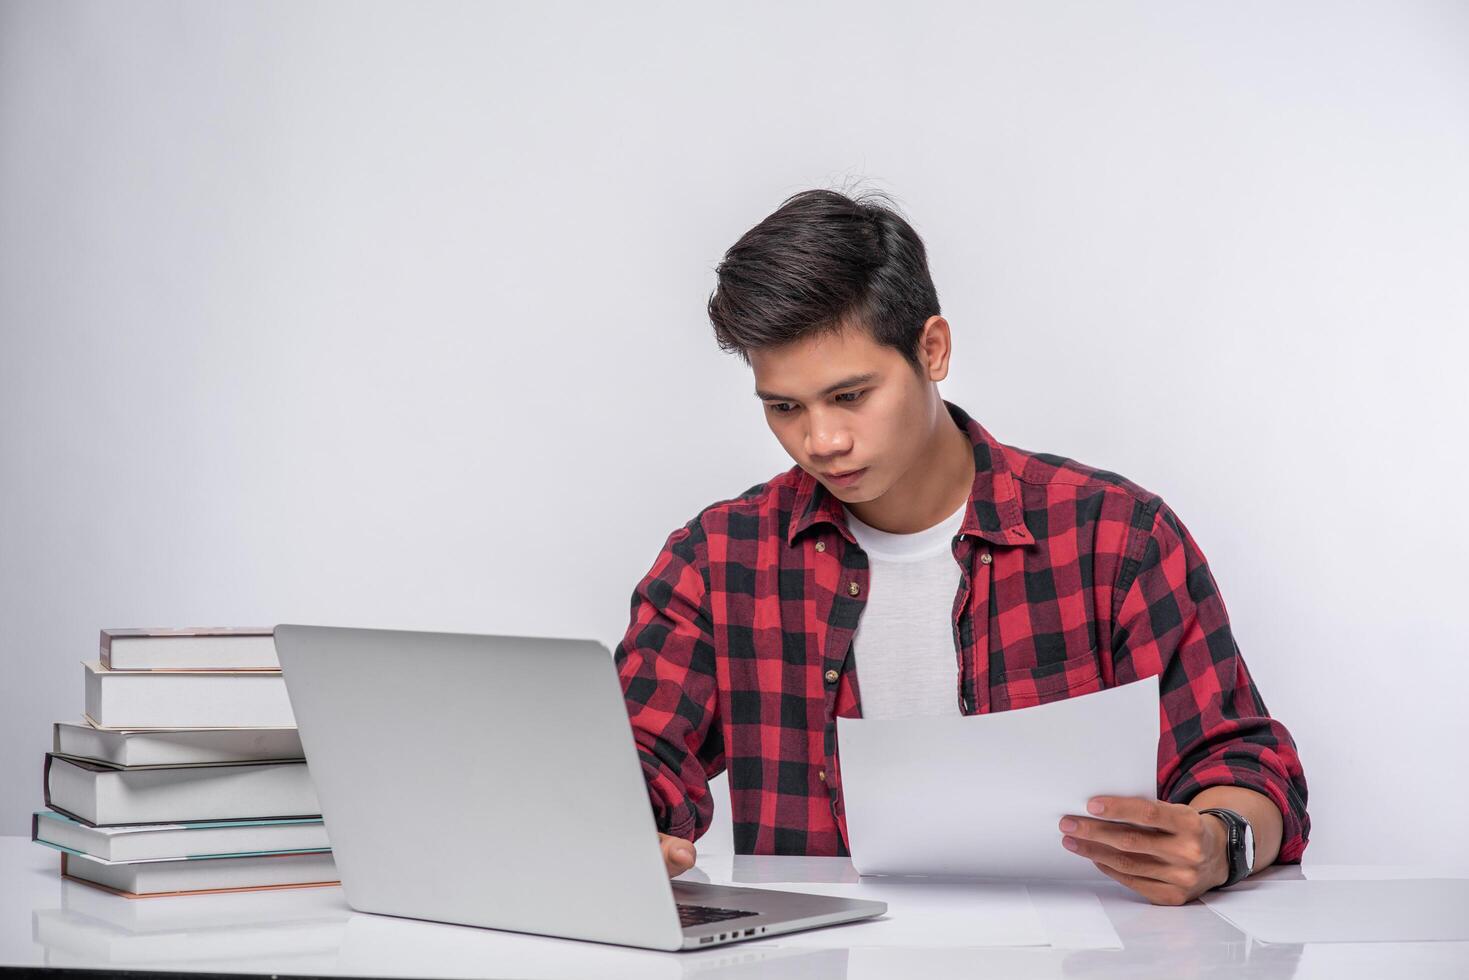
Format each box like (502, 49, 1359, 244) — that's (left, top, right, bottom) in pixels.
(1242, 822, 1255, 872)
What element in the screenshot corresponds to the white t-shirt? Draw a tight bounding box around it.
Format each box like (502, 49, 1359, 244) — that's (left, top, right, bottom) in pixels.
(841, 500, 969, 720)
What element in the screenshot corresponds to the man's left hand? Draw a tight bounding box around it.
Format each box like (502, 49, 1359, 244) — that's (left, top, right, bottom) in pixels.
(1059, 796, 1228, 906)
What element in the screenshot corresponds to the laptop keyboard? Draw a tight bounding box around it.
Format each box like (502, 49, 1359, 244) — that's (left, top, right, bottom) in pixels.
(677, 903, 758, 928)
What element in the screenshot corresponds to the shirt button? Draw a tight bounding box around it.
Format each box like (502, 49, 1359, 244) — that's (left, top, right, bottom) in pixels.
(980, 551, 992, 565)
(824, 669, 839, 684)
(848, 581, 861, 596)
(814, 541, 825, 552)
(818, 769, 826, 782)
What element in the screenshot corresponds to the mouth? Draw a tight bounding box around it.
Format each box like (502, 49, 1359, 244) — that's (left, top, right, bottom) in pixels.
(824, 467, 867, 486)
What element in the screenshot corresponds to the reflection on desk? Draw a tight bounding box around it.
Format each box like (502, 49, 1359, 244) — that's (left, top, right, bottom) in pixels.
(3, 838, 1468, 979)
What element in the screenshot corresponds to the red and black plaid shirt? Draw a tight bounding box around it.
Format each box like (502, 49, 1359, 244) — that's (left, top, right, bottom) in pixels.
(614, 400, 1309, 862)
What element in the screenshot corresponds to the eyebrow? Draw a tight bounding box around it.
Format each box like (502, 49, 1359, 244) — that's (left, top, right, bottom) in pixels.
(755, 372, 878, 403)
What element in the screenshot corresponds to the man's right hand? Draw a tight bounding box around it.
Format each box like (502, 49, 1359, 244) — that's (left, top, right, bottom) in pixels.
(658, 832, 697, 877)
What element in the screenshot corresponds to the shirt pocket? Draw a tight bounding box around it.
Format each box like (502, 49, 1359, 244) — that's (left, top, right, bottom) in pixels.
(991, 646, 1104, 712)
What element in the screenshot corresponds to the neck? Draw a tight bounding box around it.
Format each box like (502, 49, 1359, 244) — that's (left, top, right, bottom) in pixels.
(845, 401, 975, 534)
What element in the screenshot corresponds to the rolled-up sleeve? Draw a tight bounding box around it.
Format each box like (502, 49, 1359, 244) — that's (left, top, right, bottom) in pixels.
(1111, 499, 1311, 863)
(612, 519, 723, 843)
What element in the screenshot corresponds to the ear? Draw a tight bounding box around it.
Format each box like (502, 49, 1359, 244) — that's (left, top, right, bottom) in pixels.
(917, 316, 953, 382)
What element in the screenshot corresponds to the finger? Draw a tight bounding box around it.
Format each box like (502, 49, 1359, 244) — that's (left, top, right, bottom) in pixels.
(1063, 811, 1212, 868)
(659, 834, 696, 877)
(1084, 796, 1188, 832)
(1061, 833, 1178, 884)
(1060, 815, 1173, 860)
(663, 840, 690, 875)
(1064, 833, 1204, 892)
(662, 848, 689, 876)
(1090, 858, 1192, 907)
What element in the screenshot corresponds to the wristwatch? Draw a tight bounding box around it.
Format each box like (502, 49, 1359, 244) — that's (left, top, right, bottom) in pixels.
(1200, 807, 1255, 888)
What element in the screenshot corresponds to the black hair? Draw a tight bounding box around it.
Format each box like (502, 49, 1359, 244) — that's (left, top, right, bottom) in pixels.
(707, 188, 941, 372)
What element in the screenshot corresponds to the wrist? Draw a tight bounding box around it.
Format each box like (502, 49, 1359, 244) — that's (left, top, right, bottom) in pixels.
(1187, 785, 1281, 873)
(1199, 807, 1255, 889)
(1200, 812, 1233, 890)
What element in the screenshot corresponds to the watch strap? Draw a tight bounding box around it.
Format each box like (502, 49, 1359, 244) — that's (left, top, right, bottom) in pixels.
(1199, 807, 1250, 888)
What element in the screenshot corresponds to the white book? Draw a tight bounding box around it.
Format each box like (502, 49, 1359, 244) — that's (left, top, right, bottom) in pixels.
(60, 850, 339, 898)
(83, 661, 295, 728)
(45, 755, 320, 826)
(54, 719, 303, 767)
(100, 627, 278, 670)
(32, 810, 329, 862)
(57, 871, 346, 932)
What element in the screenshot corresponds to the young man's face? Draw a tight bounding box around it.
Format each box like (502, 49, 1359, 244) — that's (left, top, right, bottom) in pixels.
(750, 319, 946, 504)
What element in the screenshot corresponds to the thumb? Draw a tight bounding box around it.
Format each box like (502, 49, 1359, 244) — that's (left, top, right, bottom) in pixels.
(658, 832, 697, 872)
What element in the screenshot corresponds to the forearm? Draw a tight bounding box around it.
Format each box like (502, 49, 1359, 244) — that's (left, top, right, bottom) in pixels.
(1188, 785, 1283, 874)
(615, 520, 721, 842)
(1114, 500, 1311, 866)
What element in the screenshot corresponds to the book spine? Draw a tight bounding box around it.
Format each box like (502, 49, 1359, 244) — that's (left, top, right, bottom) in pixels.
(41, 753, 54, 811)
(41, 754, 100, 827)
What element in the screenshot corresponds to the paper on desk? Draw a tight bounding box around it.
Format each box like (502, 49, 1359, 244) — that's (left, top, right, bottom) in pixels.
(1026, 882, 1123, 949)
(733, 878, 1121, 950)
(836, 674, 1159, 879)
(1200, 878, 1469, 943)
(740, 878, 1046, 948)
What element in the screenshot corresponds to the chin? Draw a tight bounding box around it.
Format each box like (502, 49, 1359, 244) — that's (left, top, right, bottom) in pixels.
(827, 481, 881, 503)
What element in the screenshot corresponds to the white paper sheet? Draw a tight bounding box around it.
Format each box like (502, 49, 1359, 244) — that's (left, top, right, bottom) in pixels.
(1200, 878, 1469, 943)
(736, 878, 1047, 948)
(1026, 883, 1123, 949)
(711, 875, 1122, 950)
(836, 674, 1159, 879)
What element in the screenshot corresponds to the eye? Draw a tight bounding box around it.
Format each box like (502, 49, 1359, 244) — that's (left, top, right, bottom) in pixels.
(768, 402, 796, 415)
(836, 390, 865, 404)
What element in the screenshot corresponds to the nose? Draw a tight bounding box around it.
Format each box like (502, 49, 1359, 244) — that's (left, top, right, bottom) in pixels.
(805, 409, 853, 461)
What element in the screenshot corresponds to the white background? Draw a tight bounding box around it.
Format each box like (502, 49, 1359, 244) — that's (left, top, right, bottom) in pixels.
(2, 1, 1466, 868)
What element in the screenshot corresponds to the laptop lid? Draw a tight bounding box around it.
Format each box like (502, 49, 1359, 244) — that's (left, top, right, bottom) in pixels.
(273, 624, 686, 950)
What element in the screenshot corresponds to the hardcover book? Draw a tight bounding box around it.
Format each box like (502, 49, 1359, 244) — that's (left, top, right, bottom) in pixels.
(100, 627, 278, 671)
(59, 850, 339, 899)
(53, 719, 303, 768)
(44, 755, 320, 827)
(82, 661, 295, 729)
(33, 810, 329, 863)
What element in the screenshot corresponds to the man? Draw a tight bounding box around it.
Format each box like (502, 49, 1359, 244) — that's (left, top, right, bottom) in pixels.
(613, 189, 1309, 906)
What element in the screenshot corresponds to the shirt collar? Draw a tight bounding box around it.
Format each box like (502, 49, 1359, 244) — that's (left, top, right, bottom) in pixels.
(786, 399, 1035, 549)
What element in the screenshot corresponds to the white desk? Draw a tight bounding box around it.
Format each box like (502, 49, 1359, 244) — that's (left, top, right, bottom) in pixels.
(1, 837, 1465, 979)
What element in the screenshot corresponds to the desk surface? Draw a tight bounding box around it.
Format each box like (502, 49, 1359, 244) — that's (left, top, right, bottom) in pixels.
(1, 837, 1465, 979)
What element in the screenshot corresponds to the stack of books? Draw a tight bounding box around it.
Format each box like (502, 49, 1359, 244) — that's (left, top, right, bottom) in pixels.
(32, 627, 339, 898)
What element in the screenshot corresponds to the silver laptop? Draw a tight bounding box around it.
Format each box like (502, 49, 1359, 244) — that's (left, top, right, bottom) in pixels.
(272, 624, 885, 951)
